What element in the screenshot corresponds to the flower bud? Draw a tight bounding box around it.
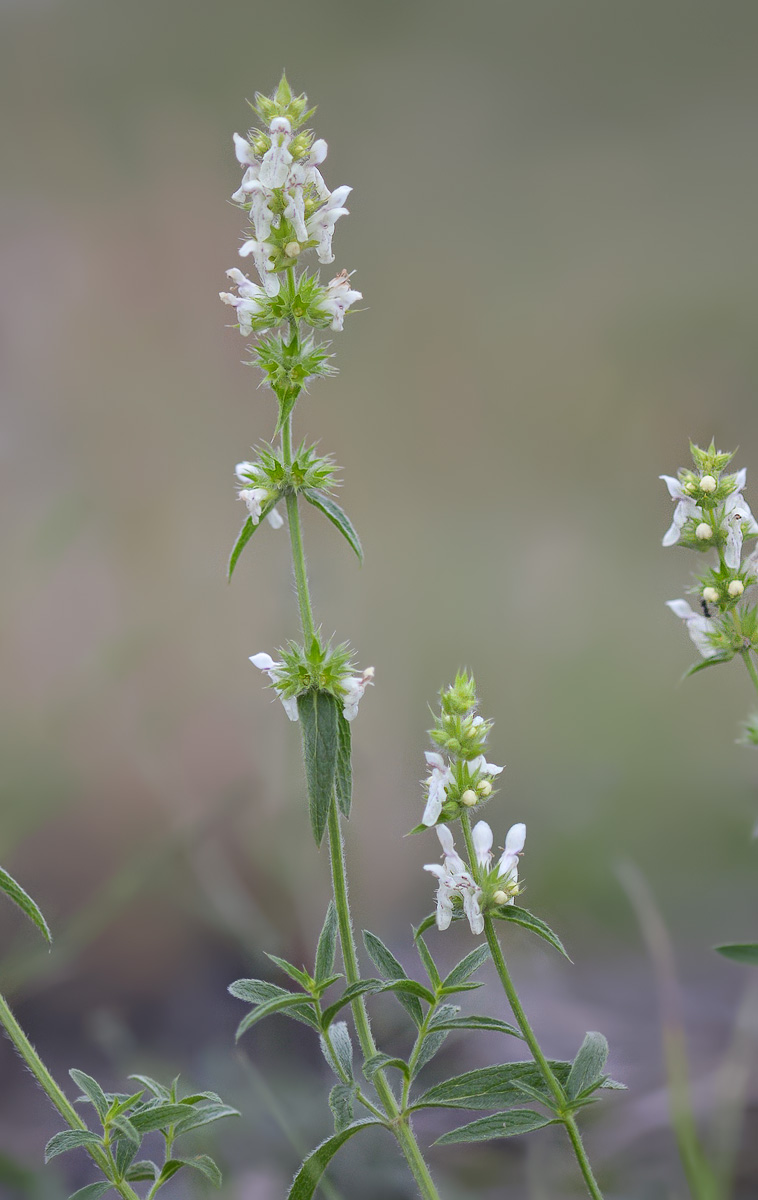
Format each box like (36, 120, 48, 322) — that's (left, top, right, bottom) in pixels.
(461, 789, 478, 807)
(728, 579, 745, 597)
(284, 241, 301, 258)
(493, 890, 509, 906)
(477, 779, 492, 797)
(703, 586, 720, 604)
(696, 523, 713, 540)
(700, 475, 717, 493)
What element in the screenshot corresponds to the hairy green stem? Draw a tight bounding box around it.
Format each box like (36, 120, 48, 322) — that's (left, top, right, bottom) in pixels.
(741, 649, 758, 699)
(278, 280, 440, 1200)
(0, 991, 141, 1200)
(458, 813, 604, 1200)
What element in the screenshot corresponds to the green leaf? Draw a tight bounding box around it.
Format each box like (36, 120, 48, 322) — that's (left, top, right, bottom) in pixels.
(491, 905, 571, 960)
(235, 993, 319, 1040)
(715, 942, 758, 966)
(287, 1121, 383, 1200)
(229, 979, 319, 1029)
(415, 934, 441, 988)
(159, 1156, 222, 1189)
(320, 1022, 354, 1080)
(111, 1113, 139, 1144)
(227, 511, 277, 581)
(0, 865, 51, 943)
(442, 944, 491, 989)
(68, 1185, 113, 1200)
(683, 655, 732, 678)
(363, 931, 424, 1027)
(329, 1084, 356, 1133)
(124, 1161, 158, 1182)
(298, 690, 340, 846)
(265, 953, 312, 990)
(335, 712, 353, 818)
(413, 913, 437, 939)
(434, 1109, 553, 1145)
(321, 979, 384, 1027)
(129, 1102, 192, 1133)
(363, 1053, 410, 1081)
(377, 978, 436, 1005)
(128, 1074, 170, 1100)
(413, 1061, 573, 1111)
(429, 1014, 522, 1038)
(566, 1032, 610, 1100)
(44, 1130, 103, 1162)
(172, 1102, 240, 1135)
(314, 902, 338, 985)
(303, 489, 363, 563)
(69, 1070, 109, 1121)
(412, 1030, 449, 1079)
(114, 1135, 139, 1178)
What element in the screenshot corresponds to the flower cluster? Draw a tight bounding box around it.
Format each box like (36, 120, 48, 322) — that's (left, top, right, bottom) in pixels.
(662, 443, 758, 664)
(250, 636, 373, 723)
(421, 673, 503, 827)
(424, 821, 526, 935)
(220, 76, 361, 334)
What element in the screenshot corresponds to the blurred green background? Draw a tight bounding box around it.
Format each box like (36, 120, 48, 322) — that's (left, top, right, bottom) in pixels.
(2, 0, 758, 1195)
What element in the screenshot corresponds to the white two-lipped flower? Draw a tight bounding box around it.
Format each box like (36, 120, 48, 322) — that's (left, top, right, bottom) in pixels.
(660, 475, 702, 547)
(341, 667, 375, 721)
(249, 653, 299, 721)
(666, 599, 719, 658)
(235, 463, 284, 529)
(320, 270, 362, 332)
(424, 825, 484, 935)
(422, 752, 454, 826)
(723, 469, 758, 568)
(219, 268, 267, 337)
(471, 820, 526, 902)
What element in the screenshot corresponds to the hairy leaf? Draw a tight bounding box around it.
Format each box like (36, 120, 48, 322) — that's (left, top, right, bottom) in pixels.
(0, 865, 51, 943)
(363, 1053, 410, 1081)
(413, 1061, 572, 1111)
(44, 1130, 102, 1162)
(567, 1032, 610, 1100)
(491, 905, 571, 960)
(429, 1014, 522, 1038)
(320, 1022, 354, 1080)
(229, 979, 319, 1030)
(434, 1109, 552, 1145)
(314, 902, 338, 985)
(124, 1161, 158, 1182)
(335, 712, 353, 817)
(287, 1122, 383, 1200)
(415, 934, 441, 988)
(235, 993, 318, 1041)
(363, 931, 423, 1026)
(265, 953, 312, 990)
(69, 1070, 109, 1121)
(68, 1185, 113, 1200)
(329, 1083, 356, 1133)
(172, 1102, 240, 1135)
(303, 489, 363, 563)
(443, 944, 491, 989)
(321, 979, 384, 1028)
(298, 690, 340, 845)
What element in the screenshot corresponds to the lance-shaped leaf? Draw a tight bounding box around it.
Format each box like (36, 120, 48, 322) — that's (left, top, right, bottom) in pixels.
(156, 1156, 222, 1189)
(321, 979, 384, 1028)
(442, 944, 491, 989)
(434, 1109, 553, 1145)
(314, 902, 338, 985)
(363, 1053, 410, 1081)
(287, 1121, 383, 1200)
(335, 712, 353, 817)
(228, 978, 320, 1029)
(320, 1022, 354, 1080)
(69, 1070, 109, 1121)
(235, 992, 319, 1040)
(298, 690, 340, 846)
(228, 506, 278, 581)
(329, 1083, 356, 1133)
(413, 1061, 572, 1111)
(428, 1013, 522, 1038)
(363, 930, 424, 1027)
(44, 1130, 103, 1162)
(566, 1032, 610, 1099)
(715, 943, 758, 966)
(69, 1185, 113, 1200)
(303, 489, 363, 563)
(491, 905, 571, 960)
(0, 865, 51, 943)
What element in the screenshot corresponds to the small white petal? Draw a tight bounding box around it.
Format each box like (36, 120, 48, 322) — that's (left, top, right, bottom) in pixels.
(280, 694, 299, 721)
(233, 132, 257, 165)
(504, 823, 526, 855)
(471, 820, 494, 868)
(266, 506, 284, 530)
(425, 751, 446, 769)
(436, 824, 456, 857)
(250, 652, 276, 671)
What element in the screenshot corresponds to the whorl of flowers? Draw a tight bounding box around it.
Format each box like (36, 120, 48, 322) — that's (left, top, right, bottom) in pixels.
(662, 442, 758, 667)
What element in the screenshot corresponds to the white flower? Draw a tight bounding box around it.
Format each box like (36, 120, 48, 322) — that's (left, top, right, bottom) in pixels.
(238, 488, 283, 530)
(471, 820, 494, 869)
(469, 754, 504, 779)
(724, 471, 758, 568)
(238, 240, 280, 296)
(259, 117, 293, 188)
(660, 475, 702, 547)
(496, 823, 526, 898)
(423, 825, 483, 935)
(666, 599, 720, 659)
(306, 185, 352, 264)
(422, 751, 454, 826)
(341, 667, 374, 721)
(219, 268, 267, 336)
(233, 132, 257, 166)
(249, 652, 299, 721)
(231, 163, 262, 204)
(320, 270, 363, 332)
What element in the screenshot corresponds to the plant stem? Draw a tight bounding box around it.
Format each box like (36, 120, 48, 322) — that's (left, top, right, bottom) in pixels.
(741, 649, 758, 700)
(277, 287, 440, 1198)
(458, 813, 604, 1200)
(0, 991, 141, 1200)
